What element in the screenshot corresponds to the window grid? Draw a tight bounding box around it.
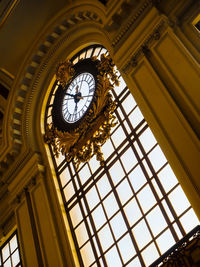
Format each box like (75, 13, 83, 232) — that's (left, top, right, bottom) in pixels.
(45, 45, 199, 267)
(0, 232, 22, 267)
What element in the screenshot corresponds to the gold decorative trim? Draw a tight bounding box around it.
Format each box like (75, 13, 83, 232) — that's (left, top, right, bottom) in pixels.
(122, 19, 166, 74)
(44, 54, 119, 168)
(55, 61, 75, 88)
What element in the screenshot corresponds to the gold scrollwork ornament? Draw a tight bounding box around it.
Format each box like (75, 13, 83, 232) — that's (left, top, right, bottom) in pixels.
(45, 54, 120, 168)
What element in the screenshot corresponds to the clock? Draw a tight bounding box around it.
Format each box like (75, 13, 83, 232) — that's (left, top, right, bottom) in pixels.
(62, 72, 95, 124)
(52, 58, 98, 132)
(46, 54, 119, 168)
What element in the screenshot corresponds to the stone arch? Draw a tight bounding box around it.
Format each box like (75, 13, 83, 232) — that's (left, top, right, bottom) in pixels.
(0, 1, 112, 176)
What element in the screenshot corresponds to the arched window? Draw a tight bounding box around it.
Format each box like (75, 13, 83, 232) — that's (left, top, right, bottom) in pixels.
(45, 45, 199, 267)
(0, 231, 22, 267)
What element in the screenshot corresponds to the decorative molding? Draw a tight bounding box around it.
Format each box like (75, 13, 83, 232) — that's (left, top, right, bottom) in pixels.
(8, 153, 45, 207)
(0, 8, 104, 180)
(122, 19, 166, 74)
(111, 0, 152, 47)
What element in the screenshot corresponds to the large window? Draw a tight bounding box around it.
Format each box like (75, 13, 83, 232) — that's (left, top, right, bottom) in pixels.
(0, 231, 22, 267)
(45, 45, 199, 266)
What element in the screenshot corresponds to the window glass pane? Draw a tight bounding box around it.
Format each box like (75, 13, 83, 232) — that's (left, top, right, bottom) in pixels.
(103, 193, 119, 219)
(148, 146, 167, 172)
(180, 208, 200, 233)
(105, 246, 122, 267)
(129, 165, 147, 192)
(86, 187, 100, 210)
(109, 161, 125, 185)
(80, 241, 95, 266)
(2, 244, 9, 261)
(156, 229, 175, 254)
(121, 147, 137, 173)
(75, 222, 89, 247)
(117, 107, 125, 121)
(98, 224, 114, 251)
(60, 167, 71, 187)
(10, 236, 17, 253)
(118, 233, 136, 263)
(141, 243, 159, 266)
(146, 206, 167, 236)
(111, 126, 126, 148)
(118, 76, 127, 91)
(63, 181, 75, 202)
(139, 128, 157, 153)
(128, 107, 143, 128)
(173, 223, 183, 239)
(168, 185, 190, 216)
(11, 249, 20, 266)
(122, 94, 136, 114)
(132, 219, 152, 249)
(126, 257, 142, 267)
(101, 139, 114, 159)
(55, 153, 65, 166)
(89, 156, 100, 173)
(124, 198, 142, 226)
(137, 185, 156, 213)
(158, 164, 178, 193)
(116, 179, 132, 205)
(97, 174, 112, 199)
(92, 205, 107, 230)
(79, 164, 91, 185)
(110, 212, 127, 240)
(4, 258, 11, 267)
(92, 237, 101, 257)
(142, 159, 152, 177)
(70, 203, 83, 227)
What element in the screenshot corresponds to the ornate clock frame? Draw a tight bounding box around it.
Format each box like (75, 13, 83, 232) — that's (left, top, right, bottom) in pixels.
(44, 54, 119, 168)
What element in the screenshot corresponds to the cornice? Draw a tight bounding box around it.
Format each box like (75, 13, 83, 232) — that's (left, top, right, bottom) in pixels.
(122, 18, 166, 74)
(111, 0, 152, 48)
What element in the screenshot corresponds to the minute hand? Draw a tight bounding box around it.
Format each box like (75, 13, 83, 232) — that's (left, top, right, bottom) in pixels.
(81, 95, 94, 98)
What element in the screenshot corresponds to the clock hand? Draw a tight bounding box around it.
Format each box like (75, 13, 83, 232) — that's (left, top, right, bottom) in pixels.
(65, 97, 74, 100)
(74, 103, 78, 113)
(65, 93, 75, 97)
(81, 95, 94, 98)
(75, 85, 79, 94)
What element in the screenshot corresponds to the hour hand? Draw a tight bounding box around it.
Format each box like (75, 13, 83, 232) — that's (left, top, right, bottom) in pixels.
(66, 92, 75, 97)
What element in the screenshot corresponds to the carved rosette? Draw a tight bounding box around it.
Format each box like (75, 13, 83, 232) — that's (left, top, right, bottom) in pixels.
(44, 54, 119, 168)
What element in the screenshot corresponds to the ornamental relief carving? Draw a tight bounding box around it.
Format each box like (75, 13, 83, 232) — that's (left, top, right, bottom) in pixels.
(44, 54, 119, 169)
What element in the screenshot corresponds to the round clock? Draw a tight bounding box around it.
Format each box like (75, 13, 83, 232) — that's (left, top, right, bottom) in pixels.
(62, 72, 95, 123)
(52, 58, 98, 132)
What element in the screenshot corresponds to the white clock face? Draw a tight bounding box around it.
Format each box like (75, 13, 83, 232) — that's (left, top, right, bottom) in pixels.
(62, 72, 95, 123)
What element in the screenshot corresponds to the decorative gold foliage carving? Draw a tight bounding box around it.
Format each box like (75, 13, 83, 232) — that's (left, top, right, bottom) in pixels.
(55, 61, 75, 88)
(97, 54, 119, 86)
(45, 54, 119, 169)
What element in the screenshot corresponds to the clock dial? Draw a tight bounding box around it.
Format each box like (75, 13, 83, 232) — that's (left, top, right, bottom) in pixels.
(62, 72, 95, 123)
